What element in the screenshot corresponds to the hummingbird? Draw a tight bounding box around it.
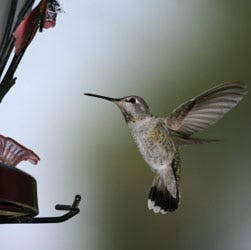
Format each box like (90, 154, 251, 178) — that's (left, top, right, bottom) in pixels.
(85, 82, 247, 214)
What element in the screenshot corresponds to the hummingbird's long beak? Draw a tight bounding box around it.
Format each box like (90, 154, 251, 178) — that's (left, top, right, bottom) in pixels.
(84, 93, 121, 102)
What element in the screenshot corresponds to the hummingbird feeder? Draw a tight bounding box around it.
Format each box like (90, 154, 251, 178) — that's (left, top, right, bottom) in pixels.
(0, 135, 81, 224)
(0, 0, 81, 224)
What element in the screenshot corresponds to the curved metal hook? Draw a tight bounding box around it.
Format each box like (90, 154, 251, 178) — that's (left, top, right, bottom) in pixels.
(0, 195, 81, 224)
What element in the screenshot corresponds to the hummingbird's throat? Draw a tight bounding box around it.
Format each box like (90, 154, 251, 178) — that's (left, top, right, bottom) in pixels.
(121, 109, 136, 123)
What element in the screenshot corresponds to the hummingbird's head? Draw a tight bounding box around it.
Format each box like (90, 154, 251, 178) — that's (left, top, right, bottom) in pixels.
(84, 93, 152, 123)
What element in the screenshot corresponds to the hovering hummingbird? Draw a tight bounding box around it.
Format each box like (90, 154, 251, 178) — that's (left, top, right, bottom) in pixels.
(85, 82, 247, 214)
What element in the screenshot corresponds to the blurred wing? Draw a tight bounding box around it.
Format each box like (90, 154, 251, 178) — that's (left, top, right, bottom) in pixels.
(164, 82, 247, 136)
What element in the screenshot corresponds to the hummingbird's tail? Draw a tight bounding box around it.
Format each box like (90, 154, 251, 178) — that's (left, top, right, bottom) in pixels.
(148, 167, 180, 214)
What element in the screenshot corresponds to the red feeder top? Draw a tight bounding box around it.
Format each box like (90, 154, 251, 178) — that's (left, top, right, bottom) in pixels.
(0, 135, 40, 167)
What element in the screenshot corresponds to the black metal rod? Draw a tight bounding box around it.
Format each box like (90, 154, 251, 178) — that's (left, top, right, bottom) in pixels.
(0, 0, 18, 78)
(17, 0, 35, 23)
(0, 0, 35, 102)
(0, 194, 81, 224)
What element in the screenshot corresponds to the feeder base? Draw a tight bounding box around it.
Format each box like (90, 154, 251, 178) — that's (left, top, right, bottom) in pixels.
(0, 163, 38, 218)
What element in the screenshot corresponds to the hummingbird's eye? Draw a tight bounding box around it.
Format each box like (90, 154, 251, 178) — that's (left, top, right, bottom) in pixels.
(129, 98, 136, 104)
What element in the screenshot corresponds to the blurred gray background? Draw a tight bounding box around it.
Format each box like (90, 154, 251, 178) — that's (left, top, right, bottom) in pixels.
(0, 0, 250, 250)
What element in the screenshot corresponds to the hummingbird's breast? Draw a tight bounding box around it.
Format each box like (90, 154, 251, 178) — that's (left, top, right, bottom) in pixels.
(128, 117, 176, 172)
